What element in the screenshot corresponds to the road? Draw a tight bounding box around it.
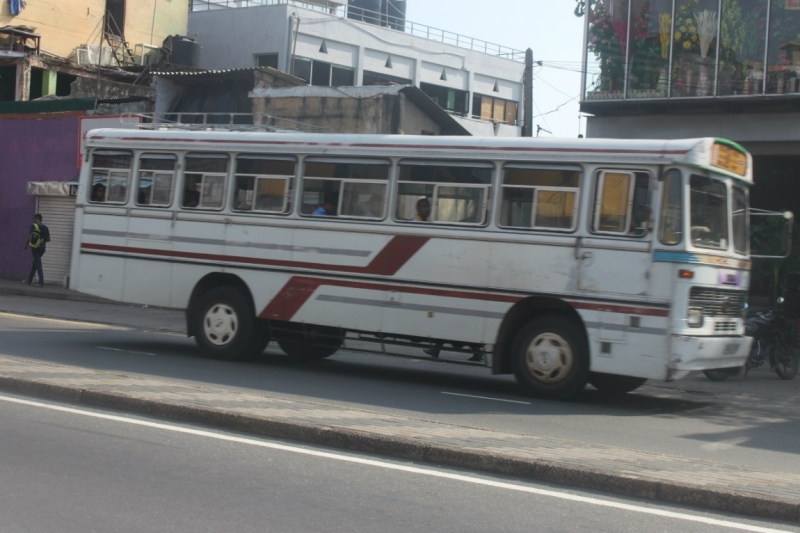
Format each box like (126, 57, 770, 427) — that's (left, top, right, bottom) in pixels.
(0, 294, 799, 476)
(0, 392, 797, 533)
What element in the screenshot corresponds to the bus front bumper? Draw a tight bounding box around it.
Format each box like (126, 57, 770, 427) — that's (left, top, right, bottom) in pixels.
(667, 335, 752, 380)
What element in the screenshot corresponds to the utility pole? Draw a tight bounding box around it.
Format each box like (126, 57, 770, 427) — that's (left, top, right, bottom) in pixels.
(522, 48, 534, 137)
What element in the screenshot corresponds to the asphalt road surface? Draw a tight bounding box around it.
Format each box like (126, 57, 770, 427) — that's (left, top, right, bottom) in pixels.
(0, 299, 799, 477)
(1, 392, 798, 533)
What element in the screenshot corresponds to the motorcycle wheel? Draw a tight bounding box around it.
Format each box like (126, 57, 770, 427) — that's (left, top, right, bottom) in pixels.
(774, 345, 799, 380)
(703, 368, 740, 381)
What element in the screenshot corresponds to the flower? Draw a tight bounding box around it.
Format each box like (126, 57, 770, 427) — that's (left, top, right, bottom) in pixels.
(680, 25, 687, 32)
(675, 32, 682, 39)
(683, 41, 692, 50)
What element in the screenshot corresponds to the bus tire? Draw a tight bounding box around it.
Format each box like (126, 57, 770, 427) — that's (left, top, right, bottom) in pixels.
(192, 286, 257, 362)
(511, 316, 589, 400)
(589, 373, 647, 395)
(277, 324, 344, 361)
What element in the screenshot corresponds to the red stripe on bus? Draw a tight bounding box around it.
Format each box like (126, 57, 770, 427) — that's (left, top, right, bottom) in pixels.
(259, 276, 670, 321)
(81, 235, 428, 276)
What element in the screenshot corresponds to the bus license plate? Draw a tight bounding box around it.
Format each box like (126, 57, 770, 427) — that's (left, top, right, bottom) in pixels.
(723, 342, 740, 355)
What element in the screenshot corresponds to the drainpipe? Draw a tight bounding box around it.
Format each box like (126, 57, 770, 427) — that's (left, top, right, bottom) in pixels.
(522, 48, 534, 137)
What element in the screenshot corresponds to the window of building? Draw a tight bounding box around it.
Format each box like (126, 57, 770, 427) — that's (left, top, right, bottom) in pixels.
(292, 57, 355, 87)
(362, 70, 412, 86)
(593, 170, 651, 236)
(300, 158, 390, 218)
(255, 53, 279, 69)
(499, 166, 581, 231)
(660, 169, 683, 245)
(396, 161, 492, 225)
(137, 154, 177, 207)
(233, 156, 295, 214)
(105, 0, 125, 36)
(182, 154, 228, 210)
(420, 83, 469, 114)
(89, 150, 132, 204)
(472, 94, 518, 124)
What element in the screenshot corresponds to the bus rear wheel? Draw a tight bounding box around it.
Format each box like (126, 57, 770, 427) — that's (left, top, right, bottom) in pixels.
(276, 324, 344, 361)
(511, 316, 589, 400)
(192, 286, 259, 362)
(589, 373, 647, 395)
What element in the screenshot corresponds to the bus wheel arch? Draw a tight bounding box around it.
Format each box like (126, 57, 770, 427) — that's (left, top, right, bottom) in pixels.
(493, 297, 588, 376)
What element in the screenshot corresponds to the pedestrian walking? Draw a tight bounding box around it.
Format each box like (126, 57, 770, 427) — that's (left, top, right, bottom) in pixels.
(23, 214, 50, 287)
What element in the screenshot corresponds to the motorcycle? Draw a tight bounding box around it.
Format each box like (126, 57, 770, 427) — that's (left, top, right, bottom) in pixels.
(703, 297, 799, 382)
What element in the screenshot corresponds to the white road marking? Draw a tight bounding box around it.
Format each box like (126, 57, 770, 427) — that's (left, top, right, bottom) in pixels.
(0, 312, 127, 330)
(97, 346, 157, 356)
(442, 391, 531, 405)
(701, 437, 750, 452)
(0, 394, 790, 533)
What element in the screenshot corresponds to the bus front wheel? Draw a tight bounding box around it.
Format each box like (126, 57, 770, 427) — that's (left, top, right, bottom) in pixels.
(192, 286, 260, 362)
(511, 316, 589, 400)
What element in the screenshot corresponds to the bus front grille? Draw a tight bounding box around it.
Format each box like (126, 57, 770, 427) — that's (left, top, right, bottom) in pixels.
(689, 288, 747, 318)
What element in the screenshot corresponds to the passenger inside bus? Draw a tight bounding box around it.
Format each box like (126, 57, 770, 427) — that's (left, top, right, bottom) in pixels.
(91, 183, 107, 202)
(413, 198, 431, 222)
(183, 189, 200, 208)
(312, 197, 337, 216)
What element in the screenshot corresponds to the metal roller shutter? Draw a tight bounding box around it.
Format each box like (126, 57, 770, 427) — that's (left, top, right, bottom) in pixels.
(36, 196, 76, 286)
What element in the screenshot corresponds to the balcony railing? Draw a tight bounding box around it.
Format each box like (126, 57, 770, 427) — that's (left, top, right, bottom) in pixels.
(189, 0, 525, 62)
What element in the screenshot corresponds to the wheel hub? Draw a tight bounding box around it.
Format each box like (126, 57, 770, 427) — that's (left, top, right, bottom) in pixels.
(204, 304, 238, 346)
(525, 332, 573, 384)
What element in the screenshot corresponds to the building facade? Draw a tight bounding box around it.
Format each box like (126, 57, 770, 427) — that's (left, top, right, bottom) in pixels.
(188, 0, 529, 136)
(580, 0, 800, 217)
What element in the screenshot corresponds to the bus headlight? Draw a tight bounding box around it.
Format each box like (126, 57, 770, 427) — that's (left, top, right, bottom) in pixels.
(687, 307, 704, 328)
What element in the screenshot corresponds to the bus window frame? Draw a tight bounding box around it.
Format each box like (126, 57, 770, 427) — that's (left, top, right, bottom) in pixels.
(591, 169, 653, 238)
(135, 152, 178, 209)
(181, 153, 230, 212)
(298, 157, 392, 221)
(88, 149, 133, 205)
(394, 159, 493, 227)
(658, 168, 684, 246)
(232, 154, 296, 215)
(497, 164, 582, 233)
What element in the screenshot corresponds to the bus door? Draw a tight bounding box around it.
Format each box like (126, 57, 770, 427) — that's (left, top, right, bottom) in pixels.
(576, 170, 654, 297)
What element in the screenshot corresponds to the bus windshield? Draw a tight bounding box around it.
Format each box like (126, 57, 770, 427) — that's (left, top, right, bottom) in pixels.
(690, 175, 729, 251)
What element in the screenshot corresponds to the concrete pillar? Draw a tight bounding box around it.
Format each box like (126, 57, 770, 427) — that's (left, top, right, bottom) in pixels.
(356, 45, 364, 85)
(42, 69, 57, 97)
(15, 58, 30, 101)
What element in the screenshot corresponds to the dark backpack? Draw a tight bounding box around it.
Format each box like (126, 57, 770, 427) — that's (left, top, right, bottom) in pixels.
(29, 224, 44, 249)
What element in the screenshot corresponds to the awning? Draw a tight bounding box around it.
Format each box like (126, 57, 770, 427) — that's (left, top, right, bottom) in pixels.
(27, 181, 79, 196)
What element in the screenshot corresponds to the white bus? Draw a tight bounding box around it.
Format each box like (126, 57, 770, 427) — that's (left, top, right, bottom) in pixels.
(71, 129, 755, 399)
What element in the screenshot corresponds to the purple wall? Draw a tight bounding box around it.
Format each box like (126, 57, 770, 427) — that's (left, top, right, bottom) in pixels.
(0, 114, 81, 280)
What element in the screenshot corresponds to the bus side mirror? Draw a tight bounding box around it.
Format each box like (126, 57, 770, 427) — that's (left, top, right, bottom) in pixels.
(751, 210, 794, 259)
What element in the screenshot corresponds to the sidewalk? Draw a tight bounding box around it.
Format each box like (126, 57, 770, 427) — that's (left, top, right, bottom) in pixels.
(0, 353, 798, 522)
(0, 278, 119, 305)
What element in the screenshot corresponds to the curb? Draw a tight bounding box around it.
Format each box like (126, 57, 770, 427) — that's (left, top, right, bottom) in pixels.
(0, 285, 115, 305)
(0, 375, 797, 523)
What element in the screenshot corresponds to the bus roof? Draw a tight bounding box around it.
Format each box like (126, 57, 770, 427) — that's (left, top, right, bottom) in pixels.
(85, 129, 753, 184)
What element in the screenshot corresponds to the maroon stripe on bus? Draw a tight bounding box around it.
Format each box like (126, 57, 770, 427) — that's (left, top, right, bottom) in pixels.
(259, 276, 670, 321)
(81, 235, 428, 276)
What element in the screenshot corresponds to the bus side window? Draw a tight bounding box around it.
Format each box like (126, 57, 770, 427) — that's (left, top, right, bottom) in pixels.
(137, 154, 177, 207)
(89, 150, 132, 204)
(396, 160, 492, 225)
(183, 154, 228, 210)
(499, 166, 580, 231)
(660, 169, 683, 245)
(300, 158, 390, 219)
(233, 156, 295, 214)
(594, 171, 651, 236)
